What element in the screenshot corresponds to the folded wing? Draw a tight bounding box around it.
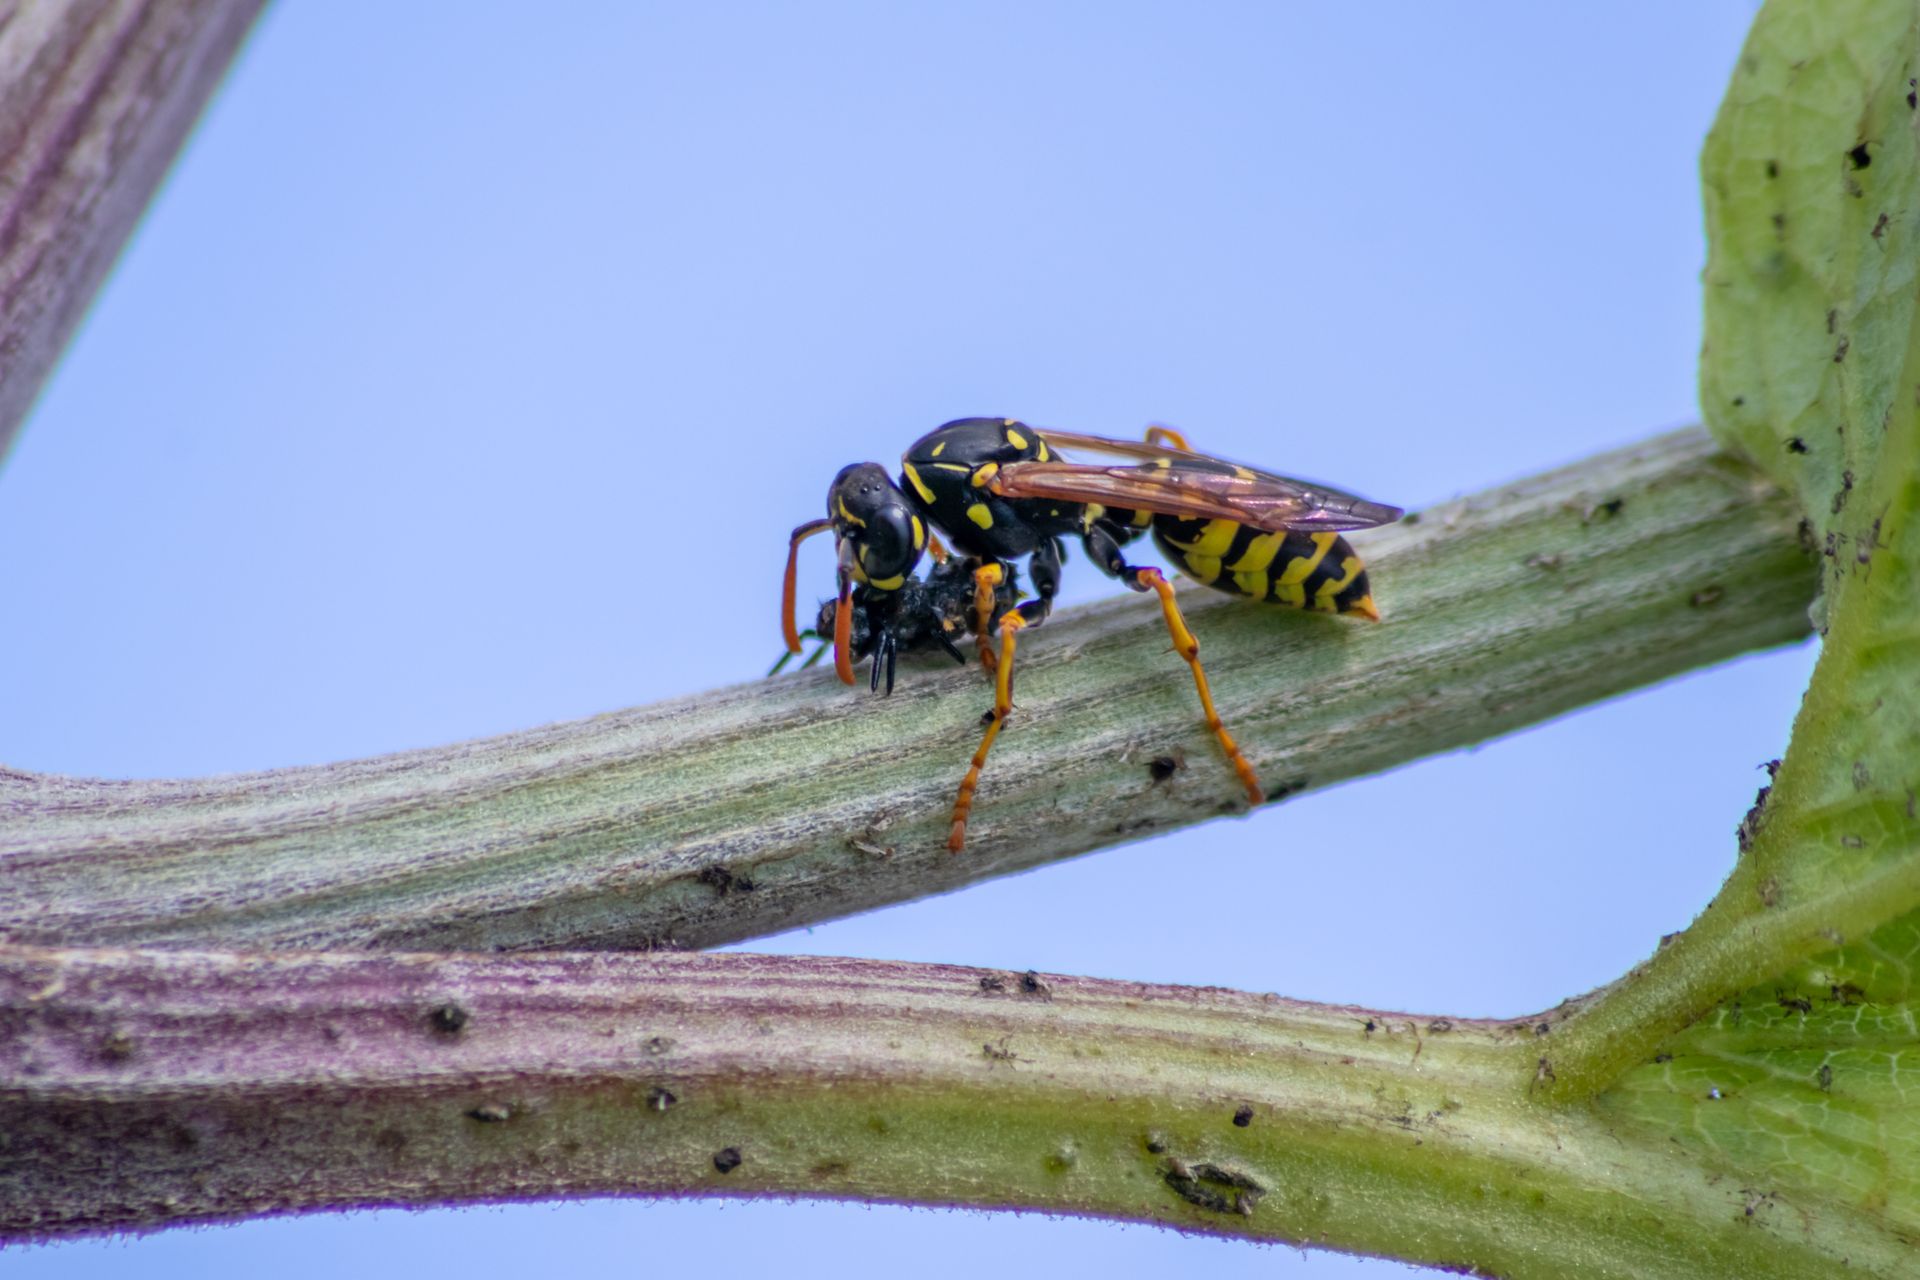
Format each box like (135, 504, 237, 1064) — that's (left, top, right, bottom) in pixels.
(993, 430, 1403, 533)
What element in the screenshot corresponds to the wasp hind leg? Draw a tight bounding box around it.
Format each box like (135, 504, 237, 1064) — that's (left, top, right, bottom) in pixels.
(949, 610, 1027, 852)
(1082, 519, 1264, 808)
(1145, 425, 1194, 452)
(1132, 567, 1265, 807)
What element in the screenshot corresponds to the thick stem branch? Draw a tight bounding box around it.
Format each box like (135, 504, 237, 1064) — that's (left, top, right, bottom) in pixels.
(1, 943, 1904, 1276)
(0, 428, 1816, 953)
(0, 0, 267, 464)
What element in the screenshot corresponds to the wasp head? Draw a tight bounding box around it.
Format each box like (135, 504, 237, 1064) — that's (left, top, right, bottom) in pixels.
(782, 462, 933, 685)
(828, 462, 925, 587)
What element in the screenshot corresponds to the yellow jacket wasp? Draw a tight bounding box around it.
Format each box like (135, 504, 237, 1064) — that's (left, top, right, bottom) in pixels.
(781, 418, 1401, 852)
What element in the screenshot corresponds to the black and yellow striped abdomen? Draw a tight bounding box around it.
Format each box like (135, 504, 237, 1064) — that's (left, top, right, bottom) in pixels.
(1152, 516, 1378, 617)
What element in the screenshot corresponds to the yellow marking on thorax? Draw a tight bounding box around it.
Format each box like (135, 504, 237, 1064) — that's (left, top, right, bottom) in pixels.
(1004, 426, 1029, 450)
(971, 462, 999, 488)
(902, 462, 936, 504)
(1035, 440, 1051, 461)
(930, 441, 946, 457)
(966, 502, 994, 529)
(932, 462, 971, 473)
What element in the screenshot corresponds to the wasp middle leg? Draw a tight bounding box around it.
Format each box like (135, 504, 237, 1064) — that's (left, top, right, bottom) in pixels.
(971, 538, 1059, 676)
(971, 561, 1007, 674)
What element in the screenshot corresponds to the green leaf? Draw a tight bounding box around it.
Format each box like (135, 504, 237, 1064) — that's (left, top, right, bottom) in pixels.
(1698, 0, 1920, 995)
(1601, 905, 1920, 1233)
(1700, 0, 1919, 551)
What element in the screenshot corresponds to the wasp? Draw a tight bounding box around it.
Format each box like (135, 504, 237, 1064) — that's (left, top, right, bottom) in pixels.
(781, 418, 1401, 851)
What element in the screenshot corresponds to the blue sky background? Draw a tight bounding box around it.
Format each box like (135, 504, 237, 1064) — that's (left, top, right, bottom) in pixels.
(2, 2, 1794, 1276)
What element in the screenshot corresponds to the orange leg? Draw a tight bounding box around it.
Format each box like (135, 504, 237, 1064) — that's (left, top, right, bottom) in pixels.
(1134, 567, 1265, 807)
(831, 538, 858, 685)
(927, 530, 951, 565)
(972, 561, 1005, 674)
(831, 569, 856, 685)
(1145, 425, 1195, 452)
(949, 611, 1027, 852)
(782, 518, 832, 654)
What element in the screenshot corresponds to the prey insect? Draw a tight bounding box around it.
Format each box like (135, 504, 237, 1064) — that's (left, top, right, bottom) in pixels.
(772, 555, 1023, 688)
(780, 418, 1401, 851)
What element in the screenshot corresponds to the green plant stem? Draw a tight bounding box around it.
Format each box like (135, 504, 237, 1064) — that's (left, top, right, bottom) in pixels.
(0, 0, 266, 467)
(0, 428, 1816, 955)
(1535, 850, 1920, 1100)
(1, 942, 1906, 1276)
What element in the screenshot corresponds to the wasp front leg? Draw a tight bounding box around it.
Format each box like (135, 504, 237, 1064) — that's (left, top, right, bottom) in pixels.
(949, 609, 1027, 852)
